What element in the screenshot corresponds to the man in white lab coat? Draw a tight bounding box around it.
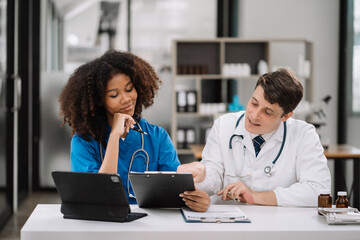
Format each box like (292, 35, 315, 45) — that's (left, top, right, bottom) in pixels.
(178, 68, 331, 208)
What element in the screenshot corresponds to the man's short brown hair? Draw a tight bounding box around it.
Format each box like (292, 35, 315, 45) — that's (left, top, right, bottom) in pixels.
(256, 68, 303, 115)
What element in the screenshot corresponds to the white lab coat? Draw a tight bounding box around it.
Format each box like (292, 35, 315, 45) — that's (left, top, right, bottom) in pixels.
(196, 111, 331, 207)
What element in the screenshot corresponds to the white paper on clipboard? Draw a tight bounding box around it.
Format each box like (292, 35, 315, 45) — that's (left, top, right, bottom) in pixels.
(181, 205, 251, 223)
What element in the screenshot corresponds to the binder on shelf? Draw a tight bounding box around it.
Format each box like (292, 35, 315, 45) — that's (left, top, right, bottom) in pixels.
(185, 128, 195, 149)
(177, 90, 198, 113)
(186, 91, 197, 112)
(177, 128, 196, 149)
(177, 91, 187, 112)
(177, 129, 186, 149)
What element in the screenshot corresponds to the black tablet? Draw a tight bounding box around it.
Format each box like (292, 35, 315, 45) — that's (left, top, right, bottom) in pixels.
(52, 171, 147, 222)
(129, 171, 195, 208)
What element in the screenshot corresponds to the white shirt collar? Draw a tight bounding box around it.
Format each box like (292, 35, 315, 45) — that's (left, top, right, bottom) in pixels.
(251, 130, 276, 143)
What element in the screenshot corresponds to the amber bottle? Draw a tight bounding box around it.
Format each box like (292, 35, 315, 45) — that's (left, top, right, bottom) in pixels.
(318, 189, 332, 215)
(335, 191, 349, 208)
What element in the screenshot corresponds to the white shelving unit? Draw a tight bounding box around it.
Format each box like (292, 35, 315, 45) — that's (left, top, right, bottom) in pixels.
(172, 38, 313, 154)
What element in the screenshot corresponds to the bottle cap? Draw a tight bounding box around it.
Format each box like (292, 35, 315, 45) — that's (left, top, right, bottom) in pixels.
(337, 191, 347, 196)
(319, 189, 331, 195)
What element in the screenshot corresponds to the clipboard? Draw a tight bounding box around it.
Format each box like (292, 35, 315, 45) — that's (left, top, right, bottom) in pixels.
(129, 171, 195, 208)
(181, 205, 251, 223)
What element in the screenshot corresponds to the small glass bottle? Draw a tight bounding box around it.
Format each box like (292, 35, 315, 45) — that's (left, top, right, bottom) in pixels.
(318, 189, 332, 215)
(335, 191, 349, 208)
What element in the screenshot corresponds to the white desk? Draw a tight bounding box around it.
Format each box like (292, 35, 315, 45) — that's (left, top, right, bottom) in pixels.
(21, 204, 360, 240)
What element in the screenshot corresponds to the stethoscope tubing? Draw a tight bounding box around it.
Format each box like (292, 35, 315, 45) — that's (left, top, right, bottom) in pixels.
(228, 113, 287, 177)
(99, 121, 149, 198)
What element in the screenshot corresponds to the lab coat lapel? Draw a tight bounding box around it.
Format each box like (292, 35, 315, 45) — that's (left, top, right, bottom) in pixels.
(233, 117, 256, 157)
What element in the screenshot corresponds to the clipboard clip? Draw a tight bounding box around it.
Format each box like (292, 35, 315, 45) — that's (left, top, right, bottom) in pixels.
(200, 218, 236, 223)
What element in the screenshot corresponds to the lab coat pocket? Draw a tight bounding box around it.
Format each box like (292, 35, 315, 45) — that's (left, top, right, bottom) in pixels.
(268, 171, 297, 189)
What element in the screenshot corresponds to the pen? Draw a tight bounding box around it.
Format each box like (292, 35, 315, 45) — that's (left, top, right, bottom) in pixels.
(227, 191, 241, 202)
(131, 127, 148, 135)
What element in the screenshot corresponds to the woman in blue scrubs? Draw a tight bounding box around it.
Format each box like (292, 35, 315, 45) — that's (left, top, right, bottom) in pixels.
(59, 50, 210, 211)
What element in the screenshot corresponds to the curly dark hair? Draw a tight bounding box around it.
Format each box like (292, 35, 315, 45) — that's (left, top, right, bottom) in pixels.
(59, 50, 161, 145)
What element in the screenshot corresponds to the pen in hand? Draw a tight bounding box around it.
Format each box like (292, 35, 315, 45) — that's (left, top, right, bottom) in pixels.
(131, 127, 149, 135)
(227, 191, 241, 202)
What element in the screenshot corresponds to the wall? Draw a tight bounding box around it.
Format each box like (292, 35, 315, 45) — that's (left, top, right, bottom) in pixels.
(238, 0, 339, 144)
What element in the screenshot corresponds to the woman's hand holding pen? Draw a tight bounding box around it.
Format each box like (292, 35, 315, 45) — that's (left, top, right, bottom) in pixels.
(100, 113, 135, 174)
(111, 113, 136, 138)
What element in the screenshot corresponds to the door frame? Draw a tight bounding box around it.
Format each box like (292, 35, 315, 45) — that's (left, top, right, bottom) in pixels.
(0, 0, 15, 230)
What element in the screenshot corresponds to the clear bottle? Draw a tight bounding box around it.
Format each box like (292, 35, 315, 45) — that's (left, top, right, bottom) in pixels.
(318, 189, 332, 215)
(335, 191, 349, 208)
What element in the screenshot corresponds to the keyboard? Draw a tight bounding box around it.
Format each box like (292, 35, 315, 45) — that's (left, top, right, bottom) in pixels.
(124, 212, 148, 222)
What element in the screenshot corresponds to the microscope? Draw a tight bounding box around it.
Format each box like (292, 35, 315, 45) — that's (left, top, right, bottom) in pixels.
(294, 95, 332, 149)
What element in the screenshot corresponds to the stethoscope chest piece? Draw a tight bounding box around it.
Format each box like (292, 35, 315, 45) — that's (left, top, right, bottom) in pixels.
(264, 165, 275, 177)
(230, 112, 287, 178)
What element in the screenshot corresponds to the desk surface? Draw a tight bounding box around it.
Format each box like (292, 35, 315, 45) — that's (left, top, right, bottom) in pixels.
(190, 144, 360, 159)
(324, 144, 360, 158)
(21, 204, 360, 240)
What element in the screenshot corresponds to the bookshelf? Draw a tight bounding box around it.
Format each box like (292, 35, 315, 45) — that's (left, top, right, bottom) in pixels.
(172, 38, 313, 154)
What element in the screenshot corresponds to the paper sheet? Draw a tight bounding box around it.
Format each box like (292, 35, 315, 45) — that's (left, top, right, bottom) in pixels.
(181, 205, 250, 223)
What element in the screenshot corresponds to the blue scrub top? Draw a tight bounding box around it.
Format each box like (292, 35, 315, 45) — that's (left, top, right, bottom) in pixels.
(70, 118, 180, 204)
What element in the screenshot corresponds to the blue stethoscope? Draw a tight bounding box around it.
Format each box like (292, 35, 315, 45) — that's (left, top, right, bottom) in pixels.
(228, 113, 287, 177)
(99, 121, 149, 198)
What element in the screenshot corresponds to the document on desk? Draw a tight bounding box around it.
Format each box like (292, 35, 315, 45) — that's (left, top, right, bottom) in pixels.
(181, 205, 251, 223)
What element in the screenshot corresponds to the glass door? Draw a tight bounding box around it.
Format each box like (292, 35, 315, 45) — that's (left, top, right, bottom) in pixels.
(0, 0, 13, 231)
